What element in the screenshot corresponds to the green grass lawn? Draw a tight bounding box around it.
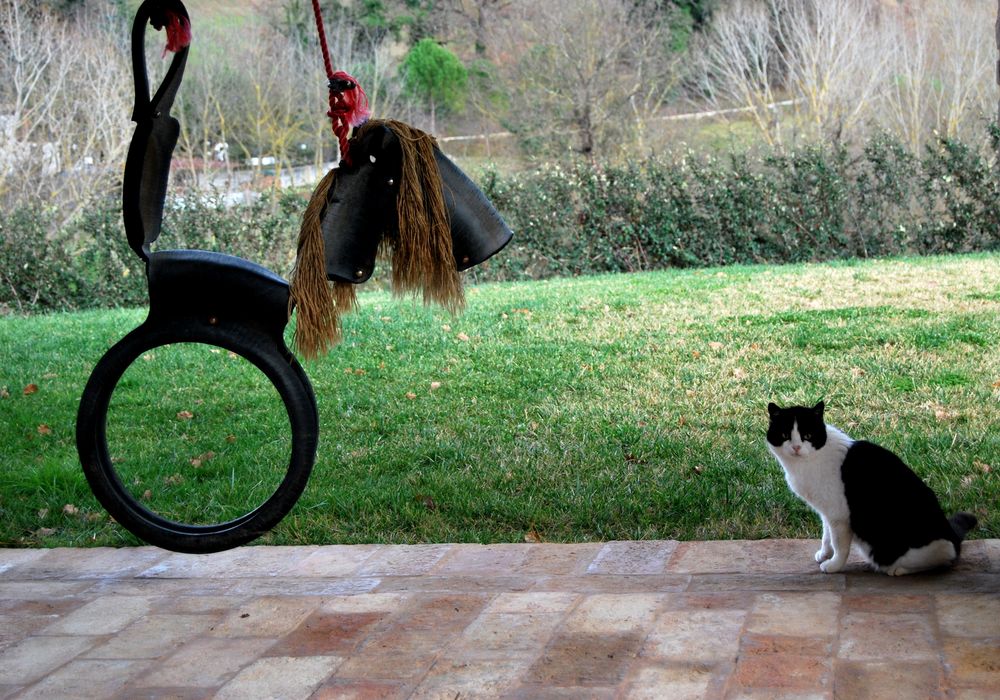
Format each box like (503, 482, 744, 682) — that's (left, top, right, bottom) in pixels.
(2, 253, 998, 548)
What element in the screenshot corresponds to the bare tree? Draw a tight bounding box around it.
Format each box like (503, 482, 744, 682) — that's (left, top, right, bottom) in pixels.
(494, 0, 685, 160)
(774, 0, 890, 143)
(0, 2, 131, 223)
(692, 0, 784, 146)
(695, 0, 996, 149)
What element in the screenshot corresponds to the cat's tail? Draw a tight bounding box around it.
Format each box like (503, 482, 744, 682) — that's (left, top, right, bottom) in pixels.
(949, 512, 978, 543)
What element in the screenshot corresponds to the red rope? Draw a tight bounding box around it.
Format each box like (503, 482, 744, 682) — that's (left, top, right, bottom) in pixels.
(310, 0, 369, 164)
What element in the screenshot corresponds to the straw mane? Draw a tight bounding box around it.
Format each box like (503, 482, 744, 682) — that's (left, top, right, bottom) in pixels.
(289, 119, 464, 359)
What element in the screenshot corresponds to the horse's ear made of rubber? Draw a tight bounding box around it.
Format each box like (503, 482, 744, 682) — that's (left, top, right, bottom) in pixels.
(434, 147, 513, 270)
(122, 0, 190, 262)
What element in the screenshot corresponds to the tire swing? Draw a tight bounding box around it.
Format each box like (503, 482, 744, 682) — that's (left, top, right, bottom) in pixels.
(76, 0, 512, 554)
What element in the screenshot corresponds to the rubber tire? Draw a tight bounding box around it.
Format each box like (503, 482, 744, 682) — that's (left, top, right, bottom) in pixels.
(77, 320, 317, 554)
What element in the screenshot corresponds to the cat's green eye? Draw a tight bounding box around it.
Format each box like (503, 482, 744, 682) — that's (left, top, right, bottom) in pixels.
(802, 433, 811, 440)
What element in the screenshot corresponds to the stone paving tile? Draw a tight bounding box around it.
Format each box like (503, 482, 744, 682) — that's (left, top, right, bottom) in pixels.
(265, 610, 389, 657)
(667, 539, 820, 574)
(42, 595, 153, 635)
(10, 547, 167, 580)
(310, 679, 413, 699)
(586, 540, 677, 575)
(837, 611, 939, 662)
(450, 612, 564, 660)
(1, 539, 998, 699)
(433, 544, 532, 575)
(0, 636, 99, 686)
(833, 660, 946, 699)
(621, 664, 716, 700)
(355, 544, 451, 576)
(208, 596, 320, 638)
(15, 659, 152, 700)
(642, 609, 746, 662)
(744, 591, 840, 637)
(138, 546, 322, 579)
(82, 613, 220, 660)
(517, 543, 603, 576)
(941, 637, 1000, 689)
(411, 657, 534, 699)
(504, 686, 617, 699)
(523, 631, 647, 686)
(0, 549, 48, 575)
(130, 638, 276, 688)
(214, 655, 340, 699)
(936, 594, 1000, 637)
(531, 573, 689, 594)
(286, 546, 381, 577)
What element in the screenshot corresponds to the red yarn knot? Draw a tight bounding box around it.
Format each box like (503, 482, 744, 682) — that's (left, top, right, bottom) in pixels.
(327, 71, 370, 165)
(153, 10, 191, 56)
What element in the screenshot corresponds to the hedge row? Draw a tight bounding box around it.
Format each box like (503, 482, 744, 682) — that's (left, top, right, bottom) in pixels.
(3, 128, 1000, 314)
(477, 127, 1000, 281)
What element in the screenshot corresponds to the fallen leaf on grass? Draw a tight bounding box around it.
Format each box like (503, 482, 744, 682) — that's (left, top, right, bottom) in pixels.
(226, 434, 237, 443)
(23, 383, 38, 396)
(190, 451, 216, 468)
(974, 460, 991, 474)
(524, 528, 543, 543)
(37, 424, 52, 436)
(37, 508, 49, 519)
(708, 341, 724, 350)
(405, 392, 417, 400)
(62, 504, 79, 516)
(416, 494, 436, 511)
(933, 407, 959, 422)
(34, 528, 56, 538)
(456, 332, 470, 342)
(142, 489, 152, 500)
(1, 386, 10, 399)
(176, 410, 194, 420)
(430, 381, 442, 391)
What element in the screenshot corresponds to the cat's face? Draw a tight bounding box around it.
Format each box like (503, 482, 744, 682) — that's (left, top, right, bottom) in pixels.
(767, 401, 827, 459)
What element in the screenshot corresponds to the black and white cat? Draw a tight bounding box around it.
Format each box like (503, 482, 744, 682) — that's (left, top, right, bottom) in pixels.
(766, 401, 977, 576)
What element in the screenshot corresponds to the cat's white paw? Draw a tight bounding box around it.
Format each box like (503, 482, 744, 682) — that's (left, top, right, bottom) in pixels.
(819, 558, 844, 574)
(815, 548, 833, 563)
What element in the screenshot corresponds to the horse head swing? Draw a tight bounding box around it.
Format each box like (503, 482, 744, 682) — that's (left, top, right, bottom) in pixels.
(76, 0, 512, 554)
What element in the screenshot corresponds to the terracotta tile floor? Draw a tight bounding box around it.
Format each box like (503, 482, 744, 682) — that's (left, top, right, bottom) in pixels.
(1, 539, 998, 699)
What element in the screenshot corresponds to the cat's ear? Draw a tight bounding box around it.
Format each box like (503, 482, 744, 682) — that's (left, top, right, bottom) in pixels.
(767, 402, 781, 417)
(813, 400, 825, 416)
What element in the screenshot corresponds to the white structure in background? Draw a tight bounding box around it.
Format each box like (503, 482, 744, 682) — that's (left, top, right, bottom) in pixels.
(1, 114, 73, 177)
(213, 141, 229, 162)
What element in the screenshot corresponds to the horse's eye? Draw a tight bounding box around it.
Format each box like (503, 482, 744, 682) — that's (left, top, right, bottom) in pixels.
(387, 178, 395, 186)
